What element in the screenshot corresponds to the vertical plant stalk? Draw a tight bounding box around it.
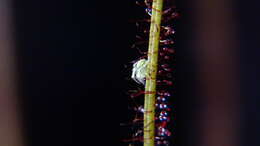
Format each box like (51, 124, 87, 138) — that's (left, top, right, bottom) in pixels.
(143, 0, 163, 146)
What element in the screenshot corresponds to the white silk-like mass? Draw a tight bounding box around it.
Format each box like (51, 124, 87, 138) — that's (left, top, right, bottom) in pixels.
(131, 59, 148, 85)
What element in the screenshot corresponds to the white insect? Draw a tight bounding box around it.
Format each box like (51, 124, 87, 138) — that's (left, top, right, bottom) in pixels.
(131, 59, 148, 85)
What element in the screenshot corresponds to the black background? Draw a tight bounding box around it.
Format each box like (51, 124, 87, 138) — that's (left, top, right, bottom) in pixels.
(11, 0, 259, 146)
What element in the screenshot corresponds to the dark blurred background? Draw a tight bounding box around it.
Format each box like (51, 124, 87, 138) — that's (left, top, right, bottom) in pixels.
(1, 0, 257, 146)
(13, 0, 125, 145)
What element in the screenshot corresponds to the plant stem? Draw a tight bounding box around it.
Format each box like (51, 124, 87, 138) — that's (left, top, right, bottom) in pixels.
(143, 0, 163, 146)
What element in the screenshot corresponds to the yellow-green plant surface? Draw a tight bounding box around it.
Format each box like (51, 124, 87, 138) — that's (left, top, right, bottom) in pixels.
(143, 0, 163, 146)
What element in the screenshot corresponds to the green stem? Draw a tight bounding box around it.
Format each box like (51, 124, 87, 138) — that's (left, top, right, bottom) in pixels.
(143, 0, 163, 146)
